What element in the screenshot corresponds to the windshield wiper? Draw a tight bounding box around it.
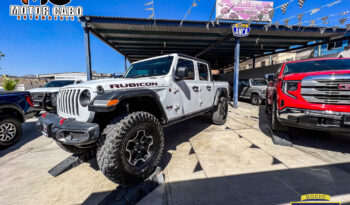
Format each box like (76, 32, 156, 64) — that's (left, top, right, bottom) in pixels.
(130, 75, 150, 78)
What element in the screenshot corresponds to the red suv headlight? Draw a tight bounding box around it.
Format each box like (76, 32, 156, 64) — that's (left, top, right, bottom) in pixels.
(282, 81, 300, 99)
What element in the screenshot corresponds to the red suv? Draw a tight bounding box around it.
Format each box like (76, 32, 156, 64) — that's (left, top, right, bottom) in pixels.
(266, 58, 350, 133)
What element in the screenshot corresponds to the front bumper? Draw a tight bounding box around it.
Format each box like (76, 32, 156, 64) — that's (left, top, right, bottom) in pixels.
(36, 113, 99, 147)
(278, 108, 350, 132)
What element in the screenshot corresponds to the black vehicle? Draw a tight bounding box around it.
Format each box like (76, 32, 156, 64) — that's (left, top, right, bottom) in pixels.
(0, 91, 35, 147)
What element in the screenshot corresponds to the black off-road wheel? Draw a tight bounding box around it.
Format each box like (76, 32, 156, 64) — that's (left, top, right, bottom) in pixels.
(0, 116, 22, 148)
(56, 141, 91, 154)
(97, 111, 164, 185)
(212, 97, 228, 125)
(271, 99, 284, 132)
(250, 94, 261, 106)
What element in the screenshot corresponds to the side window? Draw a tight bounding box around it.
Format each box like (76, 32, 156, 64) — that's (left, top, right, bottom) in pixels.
(176, 59, 195, 80)
(275, 65, 283, 78)
(240, 80, 249, 86)
(198, 63, 209, 81)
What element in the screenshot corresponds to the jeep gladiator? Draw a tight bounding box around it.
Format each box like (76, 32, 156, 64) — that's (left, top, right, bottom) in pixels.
(36, 53, 229, 184)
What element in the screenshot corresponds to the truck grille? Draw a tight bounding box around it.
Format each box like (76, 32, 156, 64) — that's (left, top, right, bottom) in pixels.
(32, 92, 45, 102)
(301, 74, 350, 105)
(57, 89, 81, 116)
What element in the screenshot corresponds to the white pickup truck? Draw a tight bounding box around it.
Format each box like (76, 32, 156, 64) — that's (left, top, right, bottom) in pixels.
(36, 53, 229, 185)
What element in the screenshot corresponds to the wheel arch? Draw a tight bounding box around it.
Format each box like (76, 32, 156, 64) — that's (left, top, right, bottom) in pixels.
(214, 88, 229, 106)
(0, 104, 25, 122)
(90, 89, 168, 125)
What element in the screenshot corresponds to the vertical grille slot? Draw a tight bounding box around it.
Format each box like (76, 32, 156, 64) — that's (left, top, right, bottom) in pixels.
(58, 88, 84, 118)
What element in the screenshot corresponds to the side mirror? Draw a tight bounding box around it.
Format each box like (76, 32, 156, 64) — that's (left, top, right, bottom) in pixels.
(265, 74, 275, 82)
(175, 67, 189, 81)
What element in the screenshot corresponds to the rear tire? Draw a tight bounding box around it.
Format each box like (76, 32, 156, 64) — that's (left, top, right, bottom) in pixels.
(212, 97, 228, 125)
(0, 116, 22, 148)
(97, 111, 164, 185)
(56, 142, 91, 154)
(250, 94, 261, 105)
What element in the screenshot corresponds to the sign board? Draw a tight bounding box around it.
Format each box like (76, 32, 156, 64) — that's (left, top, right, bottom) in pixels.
(232, 23, 250, 37)
(216, 0, 274, 22)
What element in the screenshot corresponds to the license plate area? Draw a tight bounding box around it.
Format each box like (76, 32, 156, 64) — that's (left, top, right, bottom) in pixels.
(42, 123, 52, 136)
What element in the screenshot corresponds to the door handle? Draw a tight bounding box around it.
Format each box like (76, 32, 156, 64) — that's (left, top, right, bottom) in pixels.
(207, 86, 211, 91)
(192, 86, 199, 92)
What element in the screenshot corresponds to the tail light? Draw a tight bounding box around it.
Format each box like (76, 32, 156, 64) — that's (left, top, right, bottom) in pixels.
(26, 96, 34, 107)
(282, 81, 300, 99)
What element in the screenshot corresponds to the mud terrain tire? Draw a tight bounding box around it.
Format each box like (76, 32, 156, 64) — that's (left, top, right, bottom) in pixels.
(97, 111, 164, 185)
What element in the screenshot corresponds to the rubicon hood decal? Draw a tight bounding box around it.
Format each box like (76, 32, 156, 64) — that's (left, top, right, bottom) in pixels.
(110, 82, 158, 89)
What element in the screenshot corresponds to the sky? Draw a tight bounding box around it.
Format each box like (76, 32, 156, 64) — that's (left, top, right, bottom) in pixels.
(0, 0, 348, 76)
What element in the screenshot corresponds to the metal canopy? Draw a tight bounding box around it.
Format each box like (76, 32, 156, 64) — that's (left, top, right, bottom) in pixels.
(80, 16, 347, 70)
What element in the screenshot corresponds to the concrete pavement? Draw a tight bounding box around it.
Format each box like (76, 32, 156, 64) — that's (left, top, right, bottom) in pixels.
(1, 102, 350, 204)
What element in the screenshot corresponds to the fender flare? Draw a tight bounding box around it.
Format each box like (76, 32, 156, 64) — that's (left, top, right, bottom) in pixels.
(0, 103, 25, 122)
(213, 88, 229, 106)
(89, 89, 168, 122)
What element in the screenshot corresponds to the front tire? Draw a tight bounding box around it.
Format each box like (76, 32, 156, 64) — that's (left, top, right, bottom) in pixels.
(0, 116, 22, 148)
(97, 112, 164, 185)
(212, 97, 228, 125)
(271, 99, 284, 132)
(250, 94, 261, 105)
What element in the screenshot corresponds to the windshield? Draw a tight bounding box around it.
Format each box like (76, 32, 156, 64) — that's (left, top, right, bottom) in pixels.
(283, 59, 350, 75)
(43, 80, 75, 88)
(251, 79, 267, 86)
(124, 56, 174, 78)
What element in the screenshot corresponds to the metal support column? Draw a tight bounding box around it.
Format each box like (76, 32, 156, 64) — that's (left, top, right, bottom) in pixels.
(84, 26, 92, 81)
(252, 57, 256, 69)
(125, 56, 127, 71)
(233, 37, 240, 108)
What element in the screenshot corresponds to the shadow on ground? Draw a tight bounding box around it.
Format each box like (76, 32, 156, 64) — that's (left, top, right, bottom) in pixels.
(159, 162, 350, 205)
(0, 121, 42, 158)
(82, 114, 211, 205)
(258, 105, 350, 154)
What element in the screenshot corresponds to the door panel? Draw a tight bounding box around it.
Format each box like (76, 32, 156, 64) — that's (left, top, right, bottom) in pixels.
(197, 63, 214, 109)
(173, 58, 199, 115)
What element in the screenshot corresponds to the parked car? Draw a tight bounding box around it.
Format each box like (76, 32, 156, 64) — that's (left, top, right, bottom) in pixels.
(0, 91, 35, 147)
(266, 58, 350, 133)
(36, 53, 229, 185)
(238, 78, 267, 105)
(29, 78, 85, 112)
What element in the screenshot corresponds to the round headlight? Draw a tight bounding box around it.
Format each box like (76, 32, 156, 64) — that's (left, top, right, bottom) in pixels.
(79, 89, 91, 107)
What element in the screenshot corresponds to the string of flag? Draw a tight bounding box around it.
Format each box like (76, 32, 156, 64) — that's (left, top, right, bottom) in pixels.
(144, 0, 155, 20)
(180, 0, 200, 27)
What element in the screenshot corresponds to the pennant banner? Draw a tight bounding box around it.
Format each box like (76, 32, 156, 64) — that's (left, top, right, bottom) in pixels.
(321, 16, 329, 22)
(274, 21, 280, 29)
(298, 0, 305, 8)
(269, 9, 275, 20)
(284, 18, 290, 26)
(327, 0, 341, 8)
(311, 8, 321, 15)
(281, 2, 289, 14)
(320, 27, 326, 35)
(297, 13, 304, 22)
(346, 24, 350, 31)
(145, 1, 153, 6)
(333, 26, 338, 32)
(148, 13, 154, 19)
(340, 11, 350, 15)
(339, 18, 347, 25)
(310, 20, 315, 26)
(264, 24, 270, 31)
